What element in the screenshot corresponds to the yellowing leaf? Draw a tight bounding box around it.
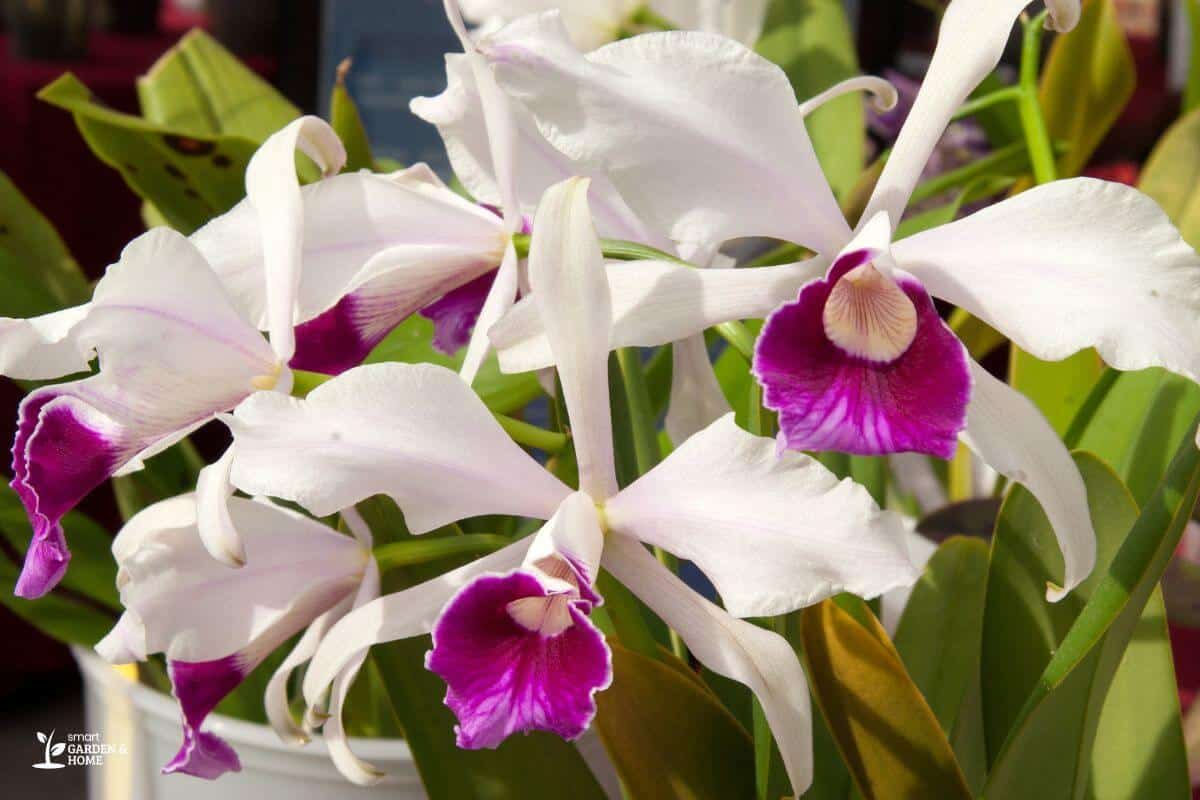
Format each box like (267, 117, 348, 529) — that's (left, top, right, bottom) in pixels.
(801, 597, 971, 800)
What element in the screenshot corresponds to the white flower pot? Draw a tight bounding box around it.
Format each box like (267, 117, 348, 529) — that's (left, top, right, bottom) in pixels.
(73, 647, 425, 799)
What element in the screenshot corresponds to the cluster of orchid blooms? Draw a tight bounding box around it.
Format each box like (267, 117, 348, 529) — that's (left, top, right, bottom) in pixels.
(6, 0, 1200, 794)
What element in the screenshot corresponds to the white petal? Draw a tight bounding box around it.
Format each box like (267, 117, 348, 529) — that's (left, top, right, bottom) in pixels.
(0, 304, 93, 380)
(960, 360, 1095, 601)
(1045, 0, 1082, 32)
(51, 229, 275, 457)
(893, 178, 1200, 380)
(459, 0, 634, 51)
(96, 611, 148, 664)
(224, 362, 571, 527)
(602, 533, 814, 795)
(492, 258, 825, 373)
(529, 177, 618, 499)
(862, 0, 1034, 223)
(195, 447, 245, 568)
(460, 240, 519, 385)
(523, 491, 604, 585)
(319, 558, 384, 785)
(664, 333, 731, 445)
(193, 170, 506, 329)
(411, 53, 672, 247)
(302, 538, 531, 709)
(605, 415, 918, 617)
(245, 116, 346, 361)
(796, 75, 899, 119)
(479, 14, 849, 255)
(114, 494, 367, 662)
(264, 597, 353, 745)
(651, 0, 770, 44)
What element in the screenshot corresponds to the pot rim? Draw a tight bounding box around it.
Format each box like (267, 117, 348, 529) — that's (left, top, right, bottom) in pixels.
(71, 645, 413, 762)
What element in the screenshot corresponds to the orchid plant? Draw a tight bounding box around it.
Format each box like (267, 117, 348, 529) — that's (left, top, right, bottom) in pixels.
(4, 0, 1200, 798)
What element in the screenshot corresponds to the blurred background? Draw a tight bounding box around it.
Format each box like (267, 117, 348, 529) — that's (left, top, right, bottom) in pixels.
(0, 0, 1196, 794)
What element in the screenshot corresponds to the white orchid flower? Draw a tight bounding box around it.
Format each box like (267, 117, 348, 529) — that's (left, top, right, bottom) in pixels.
(209, 177, 917, 791)
(2, 115, 352, 599)
(478, 0, 1200, 600)
(427, 0, 897, 443)
(459, 0, 770, 51)
(95, 494, 378, 780)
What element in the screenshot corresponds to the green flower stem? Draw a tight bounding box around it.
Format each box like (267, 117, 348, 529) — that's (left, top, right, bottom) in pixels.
(950, 85, 1024, 123)
(616, 347, 687, 661)
(1018, 10, 1058, 186)
(715, 321, 757, 362)
(493, 412, 569, 453)
(372, 534, 510, 574)
(908, 141, 1030, 205)
(616, 348, 662, 474)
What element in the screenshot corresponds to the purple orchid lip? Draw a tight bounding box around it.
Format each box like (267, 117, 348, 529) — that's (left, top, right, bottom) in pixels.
(426, 570, 612, 750)
(753, 250, 971, 460)
(420, 270, 498, 355)
(163, 656, 248, 779)
(11, 393, 129, 598)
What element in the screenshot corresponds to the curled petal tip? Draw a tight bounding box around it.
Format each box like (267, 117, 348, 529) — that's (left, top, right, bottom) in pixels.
(1044, 1, 1081, 32)
(1045, 581, 1068, 603)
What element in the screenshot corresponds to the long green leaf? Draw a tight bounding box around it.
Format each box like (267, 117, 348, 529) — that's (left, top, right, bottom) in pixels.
(1008, 0, 1136, 430)
(39, 74, 260, 234)
(330, 59, 376, 173)
(137, 30, 299, 142)
(1039, 0, 1136, 179)
(0, 169, 89, 315)
(756, 0, 864, 199)
(1139, 106, 1200, 250)
(802, 596, 972, 800)
(893, 537, 990, 793)
(595, 641, 755, 800)
(983, 439, 1198, 799)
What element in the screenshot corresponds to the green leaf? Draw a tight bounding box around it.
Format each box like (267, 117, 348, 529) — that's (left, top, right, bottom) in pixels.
(801, 596, 972, 800)
(595, 641, 755, 800)
(137, 30, 299, 142)
(756, 0, 864, 199)
(330, 59, 375, 173)
(368, 638, 607, 800)
(1039, 0, 1136, 178)
(983, 448, 1195, 799)
(364, 315, 542, 414)
(1186, 1, 1200, 112)
(1010, 348, 1105, 436)
(1138, 106, 1200, 250)
(0, 169, 89, 315)
(1072, 368, 1200, 507)
(39, 73, 261, 234)
(0, 557, 116, 647)
(1006, 0, 1135, 421)
(892, 537, 989, 793)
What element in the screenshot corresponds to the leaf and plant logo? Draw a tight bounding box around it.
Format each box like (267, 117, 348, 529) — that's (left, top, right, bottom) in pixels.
(32, 730, 66, 770)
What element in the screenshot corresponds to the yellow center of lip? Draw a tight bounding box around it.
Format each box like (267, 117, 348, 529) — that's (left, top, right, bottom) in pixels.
(822, 262, 918, 363)
(250, 362, 283, 391)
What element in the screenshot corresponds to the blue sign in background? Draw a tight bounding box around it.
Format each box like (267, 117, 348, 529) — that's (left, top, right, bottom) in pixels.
(319, 0, 458, 171)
